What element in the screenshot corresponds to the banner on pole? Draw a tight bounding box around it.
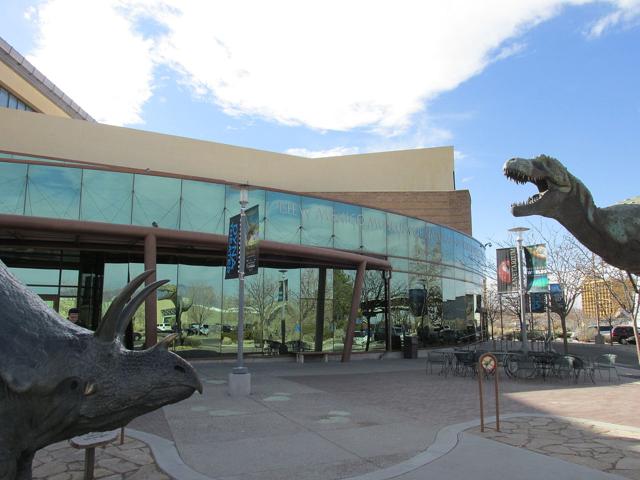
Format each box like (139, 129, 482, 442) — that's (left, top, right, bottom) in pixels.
(225, 205, 260, 279)
(529, 292, 546, 313)
(245, 205, 260, 276)
(549, 283, 565, 311)
(524, 244, 548, 292)
(496, 247, 519, 294)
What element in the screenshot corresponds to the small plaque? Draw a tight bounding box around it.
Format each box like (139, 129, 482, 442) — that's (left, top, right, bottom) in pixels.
(69, 430, 119, 449)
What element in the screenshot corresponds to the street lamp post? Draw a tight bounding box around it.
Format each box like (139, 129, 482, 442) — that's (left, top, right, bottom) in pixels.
(228, 187, 251, 396)
(509, 227, 530, 353)
(279, 269, 287, 348)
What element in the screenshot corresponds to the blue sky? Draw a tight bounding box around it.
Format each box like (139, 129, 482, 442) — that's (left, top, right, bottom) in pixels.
(1, 0, 639, 259)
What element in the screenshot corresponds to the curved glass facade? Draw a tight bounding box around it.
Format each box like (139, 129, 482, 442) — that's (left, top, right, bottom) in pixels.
(0, 153, 485, 354)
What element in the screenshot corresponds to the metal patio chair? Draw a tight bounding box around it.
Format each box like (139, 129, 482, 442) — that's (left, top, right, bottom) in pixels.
(593, 354, 620, 383)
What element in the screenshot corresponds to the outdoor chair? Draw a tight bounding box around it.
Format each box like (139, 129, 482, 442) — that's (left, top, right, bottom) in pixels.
(593, 354, 619, 383)
(513, 354, 537, 380)
(426, 351, 452, 376)
(571, 355, 595, 384)
(453, 351, 477, 377)
(554, 356, 576, 383)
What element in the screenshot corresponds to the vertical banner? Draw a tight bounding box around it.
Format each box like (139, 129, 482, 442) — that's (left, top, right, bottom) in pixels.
(225, 205, 260, 280)
(245, 205, 260, 276)
(278, 278, 288, 302)
(529, 292, 546, 313)
(524, 244, 548, 292)
(549, 283, 565, 311)
(225, 213, 241, 279)
(496, 247, 519, 293)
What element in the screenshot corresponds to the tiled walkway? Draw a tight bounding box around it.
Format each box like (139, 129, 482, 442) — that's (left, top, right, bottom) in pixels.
(32, 435, 168, 480)
(470, 416, 640, 480)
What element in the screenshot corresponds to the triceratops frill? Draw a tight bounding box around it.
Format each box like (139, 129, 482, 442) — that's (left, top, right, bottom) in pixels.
(0, 262, 202, 480)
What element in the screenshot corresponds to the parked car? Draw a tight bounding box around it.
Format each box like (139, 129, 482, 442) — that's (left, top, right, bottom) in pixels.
(624, 334, 637, 345)
(611, 325, 637, 344)
(186, 323, 210, 335)
(353, 331, 369, 347)
(157, 322, 173, 333)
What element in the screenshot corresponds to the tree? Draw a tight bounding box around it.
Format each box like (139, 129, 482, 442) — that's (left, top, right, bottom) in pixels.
(534, 225, 590, 354)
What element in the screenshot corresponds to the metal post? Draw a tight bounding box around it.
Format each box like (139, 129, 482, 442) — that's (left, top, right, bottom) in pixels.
(144, 234, 157, 347)
(234, 189, 248, 374)
(279, 269, 287, 347)
(499, 294, 504, 350)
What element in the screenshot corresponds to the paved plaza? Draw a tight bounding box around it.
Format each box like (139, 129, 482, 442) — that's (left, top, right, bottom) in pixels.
(39, 344, 640, 480)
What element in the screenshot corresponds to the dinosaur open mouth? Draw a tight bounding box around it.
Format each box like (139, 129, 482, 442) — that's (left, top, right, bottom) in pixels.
(503, 167, 549, 209)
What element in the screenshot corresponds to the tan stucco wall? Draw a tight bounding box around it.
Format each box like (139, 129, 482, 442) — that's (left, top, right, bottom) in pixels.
(0, 62, 70, 118)
(0, 109, 454, 193)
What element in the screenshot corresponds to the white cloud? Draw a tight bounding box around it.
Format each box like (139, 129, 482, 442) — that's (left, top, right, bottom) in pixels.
(285, 146, 360, 158)
(587, 0, 640, 37)
(26, 0, 156, 125)
(23, 0, 640, 129)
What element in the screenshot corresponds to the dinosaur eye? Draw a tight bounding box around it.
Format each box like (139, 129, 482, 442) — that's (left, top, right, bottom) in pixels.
(70, 380, 79, 390)
(174, 365, 186, 374)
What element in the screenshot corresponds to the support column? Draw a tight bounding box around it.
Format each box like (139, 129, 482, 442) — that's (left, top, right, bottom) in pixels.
(342, 261, 367, 363)
(144, 233, 157, 347)
(384, 271, 392, 351)
(315, 267, 327, 352)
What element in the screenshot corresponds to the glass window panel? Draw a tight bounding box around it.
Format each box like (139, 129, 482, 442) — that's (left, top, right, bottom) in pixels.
(361, 208, 386, 255)
(387, 213, 408, 258)
(180, 180, 226, 234)
(441, 228, 454, 265)
(408, 218, 427, 261)
(332, 269, 354, 352)
(10, 267, 60, 286)
(132, 174, 181, 229)
(178, 264, 223, 353)
(427, 224, 442, 263)
(60, 269, 78, 286)
(0, 162, 27, 214)
(301, 196, 333, 247)
(0, 88, 8, 107)
(26, 165, 81, 219)
(7, 95, 18, 109)
(265, 191, 300, 244)
(333, 202, 361, 251)
(81, 170, 133, 224)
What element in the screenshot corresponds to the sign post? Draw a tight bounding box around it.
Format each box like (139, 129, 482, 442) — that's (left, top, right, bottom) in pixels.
(478, 353, 500, 433)
(226, 188, 259, 396)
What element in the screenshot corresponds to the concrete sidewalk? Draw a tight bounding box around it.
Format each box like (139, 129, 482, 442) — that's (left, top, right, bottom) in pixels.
(122, 355, 640, 480)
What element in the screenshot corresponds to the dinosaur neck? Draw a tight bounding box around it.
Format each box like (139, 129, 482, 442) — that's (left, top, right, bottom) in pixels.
(553, 175, 608, 250)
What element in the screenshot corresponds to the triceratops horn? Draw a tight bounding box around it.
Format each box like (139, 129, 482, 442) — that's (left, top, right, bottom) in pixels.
(115, 279, 170, 339)
(95, 270, 156, 342)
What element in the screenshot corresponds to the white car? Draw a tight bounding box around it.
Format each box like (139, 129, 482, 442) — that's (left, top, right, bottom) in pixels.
(157, 322, 173, 333)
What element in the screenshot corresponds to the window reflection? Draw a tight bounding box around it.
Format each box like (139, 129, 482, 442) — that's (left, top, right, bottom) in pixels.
(361, 208, 386, 254)
(180, 180, 226, 234)
(0, 162, 27, 214)
(333, 203, 360, 251)
(26, 165, 81, 219)
(81, 170, 133, 224)
(132, 174, 181, 229)
(387, 213, 409, 258)
(265, 191, 300, 244)
(301, 197, 333, 247)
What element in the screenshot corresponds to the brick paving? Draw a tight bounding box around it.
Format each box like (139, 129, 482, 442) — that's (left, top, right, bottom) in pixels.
(32, 436, 168, 480)
(469, 416, 640, 480)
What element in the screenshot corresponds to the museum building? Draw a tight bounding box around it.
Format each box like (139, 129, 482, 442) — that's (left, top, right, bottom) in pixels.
(0, 36, 485, 359)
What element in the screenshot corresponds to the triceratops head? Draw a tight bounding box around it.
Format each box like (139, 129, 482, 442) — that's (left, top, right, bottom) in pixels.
(0, 261, 202, 471)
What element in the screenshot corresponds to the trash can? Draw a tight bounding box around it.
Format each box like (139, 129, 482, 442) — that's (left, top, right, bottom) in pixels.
(403, 336, 418, 359)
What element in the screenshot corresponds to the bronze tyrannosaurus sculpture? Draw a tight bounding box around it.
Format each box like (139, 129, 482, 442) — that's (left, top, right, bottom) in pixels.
(503, 154, 640, 275)
(0, 264, 202, 480)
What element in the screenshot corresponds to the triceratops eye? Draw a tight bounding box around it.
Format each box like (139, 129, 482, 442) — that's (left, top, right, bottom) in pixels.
(70, 380, 79, 390)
